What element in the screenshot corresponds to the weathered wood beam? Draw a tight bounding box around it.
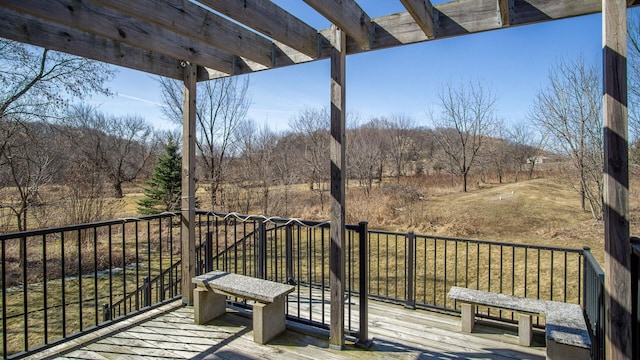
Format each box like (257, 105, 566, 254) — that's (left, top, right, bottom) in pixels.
(603, 0, 632, 358)
(0, 7, 185, 80)
(399, 0, 435, 38)
(203, 0, 640, 80)
(498, 0, 511, 26)
(304, 0, 371, 50)
(93, 0, 275, 68)
(181, 61, 197, 306)
(198, 0, 319, 59)
(329, 24, 346, 350)
(0, 0, 234, 74)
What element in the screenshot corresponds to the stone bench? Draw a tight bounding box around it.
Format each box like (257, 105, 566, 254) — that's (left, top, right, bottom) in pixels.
(192, 270, 295, 344)
(447, 286, 591, 360)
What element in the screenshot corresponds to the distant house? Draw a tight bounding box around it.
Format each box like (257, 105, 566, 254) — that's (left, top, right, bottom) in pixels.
(527, 156, 552, 164)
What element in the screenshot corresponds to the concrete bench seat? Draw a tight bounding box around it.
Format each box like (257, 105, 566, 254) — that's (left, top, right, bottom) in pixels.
(447, 286, 590, 360)
(192, 270, 295, 344)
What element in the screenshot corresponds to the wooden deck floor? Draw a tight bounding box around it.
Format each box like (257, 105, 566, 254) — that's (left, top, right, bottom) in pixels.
(27, 298, 546, 360)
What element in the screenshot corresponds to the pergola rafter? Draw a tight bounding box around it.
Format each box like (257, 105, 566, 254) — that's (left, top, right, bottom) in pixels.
(0, 0, 637, 356)
(93, 0, 276, 68)
(400, 0, 435, 38)
(198, 0, 320, 59)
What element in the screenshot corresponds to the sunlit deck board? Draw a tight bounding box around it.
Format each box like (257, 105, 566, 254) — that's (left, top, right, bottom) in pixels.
(27, 296, 546, 360)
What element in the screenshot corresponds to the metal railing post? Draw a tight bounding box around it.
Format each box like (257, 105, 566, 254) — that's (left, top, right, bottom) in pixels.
(205, 231, 213, 273)
(583, 246, 590, 309)
(286, 224, 294, 284)
(102, 303, 111, 322)
(406, 231, 416, 309)
(357, 221, 371, 347)
(143, 276, 151, 307)
(257, 220, 267, 279)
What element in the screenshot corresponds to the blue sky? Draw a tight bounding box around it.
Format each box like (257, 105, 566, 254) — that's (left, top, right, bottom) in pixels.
(87, 3, 634, 133)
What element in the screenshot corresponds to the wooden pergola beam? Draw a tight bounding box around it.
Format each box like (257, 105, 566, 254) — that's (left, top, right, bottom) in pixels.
(94, 0, 276, 68)
(603, 0, 632, 358)
(328, 24, 346, 350)
(0, 7, 185, 80)
(304, 0, 371, 50)
(181, 62, 197, 306)
(0, 0, 234, 75)
(3, 0, 638, 81)
(399, 0, 435, 39)
(498, 0, 511, 26)
(198, 0, 319, 59)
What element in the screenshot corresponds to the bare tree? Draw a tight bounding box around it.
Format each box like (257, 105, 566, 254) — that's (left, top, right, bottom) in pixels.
(507, 122, 546, 181)
(379, 114, 416, 183)
(289, 107, 330, 210)
(0, 40, 113, 155)
(480, 121, 511, 184)
(0, 122, 57, 231)
(0, 40, 114, 226)
(347, 120, 385, 195)
(430, 80, 498, 192)
(64, 105, 156, 198)
(529, 56, 603, 219)
(235, 120, 278, 214)
(159, 76, 250, 209)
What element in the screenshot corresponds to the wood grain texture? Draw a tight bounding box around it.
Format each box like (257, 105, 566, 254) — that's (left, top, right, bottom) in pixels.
(304, 0, 371, 50)
(0, 0, 234, 74)
(199, 0, 319, 59)
(603, 0, 632, 359)
(498, 0, 511, 26)
(181, 63, 197, 306)
(329, 24, 346, 350)
(399, 0, 435, 38)
(29, 295, 547, 359)
(4, 0, 640, 81)
(94, 0, 275, 68)
(0, 7, 184, 79)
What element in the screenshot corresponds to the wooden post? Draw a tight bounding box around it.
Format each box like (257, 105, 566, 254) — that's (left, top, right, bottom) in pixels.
(603, 0, 632, 358)
(181, 62, 197, 305)
(329, 24, 346, 350)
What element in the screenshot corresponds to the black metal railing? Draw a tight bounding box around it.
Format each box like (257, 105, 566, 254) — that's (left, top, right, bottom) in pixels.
(2, 209, 597, 359)
(0, 213, 182, 359)
(196, 212, 585, 331)
(194, 211, 368, 340)
(366, 230, 584, 326)
(582, 246, 605, 360)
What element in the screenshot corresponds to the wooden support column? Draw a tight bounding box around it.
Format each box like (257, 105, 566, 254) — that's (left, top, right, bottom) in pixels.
(603, 0, 632, 358)
(181, 62, 197, 305)
(329, 25, 346, 350)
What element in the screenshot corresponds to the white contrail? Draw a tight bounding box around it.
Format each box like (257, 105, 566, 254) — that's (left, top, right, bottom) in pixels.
(118, 93, 164, 107)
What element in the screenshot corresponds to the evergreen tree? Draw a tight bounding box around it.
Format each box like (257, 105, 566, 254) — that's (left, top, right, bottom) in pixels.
(138, 139, 182, 215)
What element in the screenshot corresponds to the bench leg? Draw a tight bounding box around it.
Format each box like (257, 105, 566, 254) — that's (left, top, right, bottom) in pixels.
(193, 287, 226, 325)
(518, 314, 532, 346)
(461, 303, 476, 333)
(253, 296, 286, 344)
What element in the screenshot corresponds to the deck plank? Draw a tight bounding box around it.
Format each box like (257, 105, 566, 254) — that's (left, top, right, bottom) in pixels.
(29, 293, 547, 360)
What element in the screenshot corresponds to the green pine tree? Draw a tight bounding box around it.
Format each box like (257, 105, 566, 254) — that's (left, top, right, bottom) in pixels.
(138, 139, 182, 215)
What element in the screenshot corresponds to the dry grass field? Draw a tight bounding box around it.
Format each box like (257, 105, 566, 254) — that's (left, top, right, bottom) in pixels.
(117, 173, 640, 265)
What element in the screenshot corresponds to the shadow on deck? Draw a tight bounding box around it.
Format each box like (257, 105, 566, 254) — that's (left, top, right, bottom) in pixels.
(26, 297, 546, 360)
